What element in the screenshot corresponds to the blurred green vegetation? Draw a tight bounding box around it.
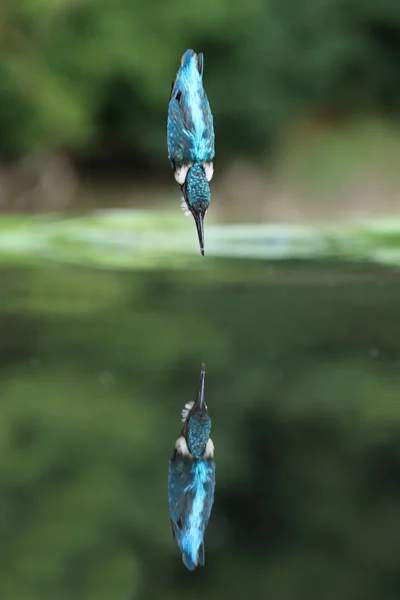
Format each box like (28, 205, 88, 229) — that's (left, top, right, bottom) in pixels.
(1, 261, 400, 599)
(1, 0, 400, 164)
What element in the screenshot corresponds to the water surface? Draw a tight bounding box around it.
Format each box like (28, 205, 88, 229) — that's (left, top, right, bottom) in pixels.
(1, 259, 399, 600)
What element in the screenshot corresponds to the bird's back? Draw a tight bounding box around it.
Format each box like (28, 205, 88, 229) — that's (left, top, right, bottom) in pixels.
(167, 49, 215, 168)
(169, 456, 215, 570)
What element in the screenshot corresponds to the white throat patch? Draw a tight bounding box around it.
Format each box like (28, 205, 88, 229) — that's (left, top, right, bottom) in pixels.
(180, 197, 191, 216)
(181, 401, 194, 423)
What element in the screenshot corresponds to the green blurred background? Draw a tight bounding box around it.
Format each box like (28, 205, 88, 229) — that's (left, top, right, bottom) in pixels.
(1, 1, 400, 599)
(1, 0, 400, 218)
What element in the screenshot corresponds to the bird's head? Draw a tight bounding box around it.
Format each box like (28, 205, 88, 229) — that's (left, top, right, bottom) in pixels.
(180, 363, 212, 459)
(181, 163, 213, 256)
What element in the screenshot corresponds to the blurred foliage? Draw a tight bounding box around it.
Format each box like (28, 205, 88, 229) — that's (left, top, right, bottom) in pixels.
(0, 0, 400, 164)
(0, 261, 400, 599)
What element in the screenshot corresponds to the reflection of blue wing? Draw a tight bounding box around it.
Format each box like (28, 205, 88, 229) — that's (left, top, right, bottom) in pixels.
(201, 461, 215, 530)
(168, 453, 215, 571)
(195, 463, 215, 568)
(198, 541, 205, 567)
(168, 453, 193, 524)
(168, 453, 197, 569)
(167, 49, 215, 169)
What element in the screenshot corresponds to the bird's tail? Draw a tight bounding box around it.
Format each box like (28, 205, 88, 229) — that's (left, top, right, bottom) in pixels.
(181, 542, 205, 571)
(180, 49, 204, 78)
(181, 551, 196, 571)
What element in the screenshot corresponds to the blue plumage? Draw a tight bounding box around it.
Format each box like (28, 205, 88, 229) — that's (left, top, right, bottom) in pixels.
(167, 49, 215, 256)
(168, 363, 216, 570)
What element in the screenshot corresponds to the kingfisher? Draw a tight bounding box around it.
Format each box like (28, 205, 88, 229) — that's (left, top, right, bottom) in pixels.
(167, 49, 215, 256)
(168, 363, 215, 570)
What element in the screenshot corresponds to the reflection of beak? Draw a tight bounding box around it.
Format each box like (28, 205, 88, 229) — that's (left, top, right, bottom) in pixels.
(195, 363, 206, 410)
(193, 212, 205, 256)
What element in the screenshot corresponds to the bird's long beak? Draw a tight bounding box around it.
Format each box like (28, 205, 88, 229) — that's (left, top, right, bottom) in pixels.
(193, 212, 205, 256)
(195, 363, 206, 410)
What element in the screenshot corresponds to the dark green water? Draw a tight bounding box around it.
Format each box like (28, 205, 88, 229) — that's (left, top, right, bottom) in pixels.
(1, 260, 400, 600)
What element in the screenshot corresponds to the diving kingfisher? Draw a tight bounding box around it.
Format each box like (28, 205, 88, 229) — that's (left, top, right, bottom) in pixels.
(167, 49, 215, 256)
(168, 363, 215, 570)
